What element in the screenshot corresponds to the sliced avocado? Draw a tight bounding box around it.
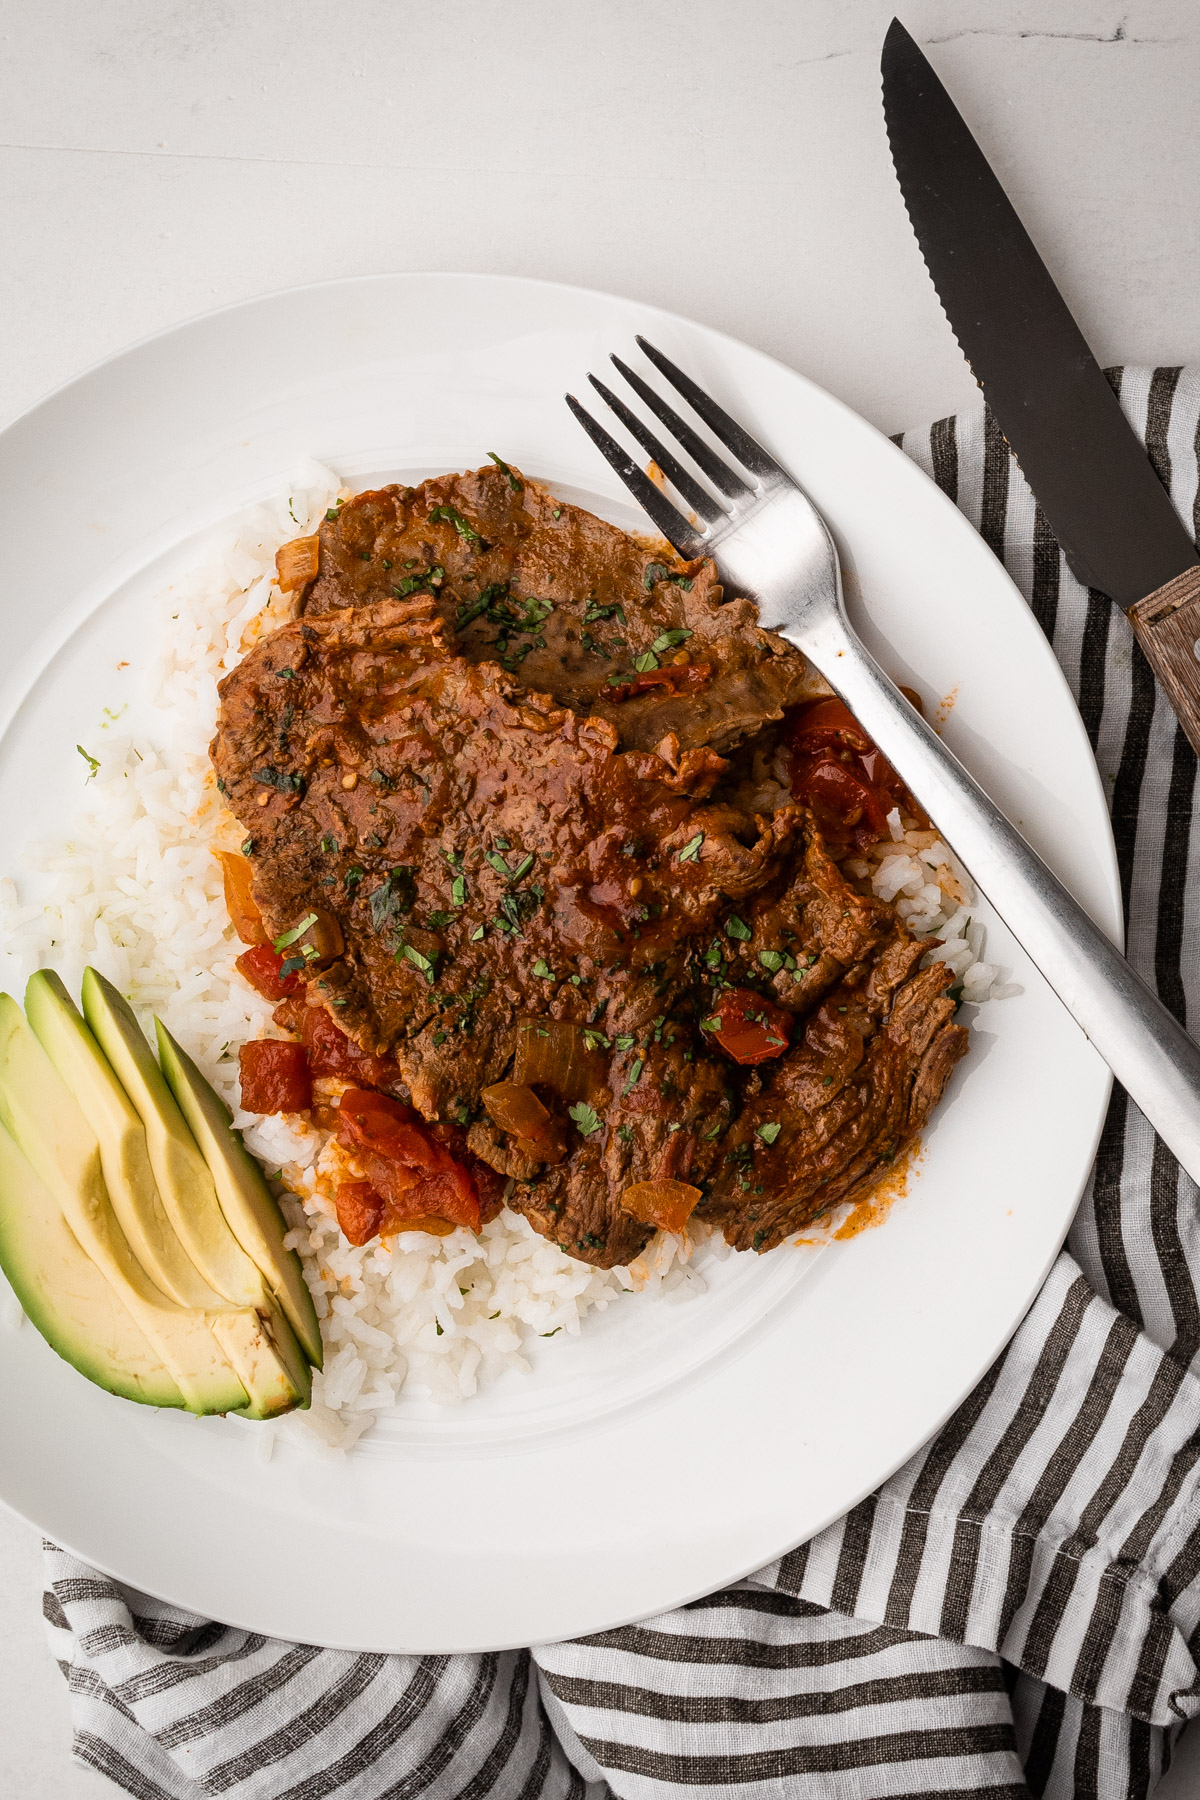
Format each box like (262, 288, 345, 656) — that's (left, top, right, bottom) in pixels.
(80, 971, 313, 1404)
(33, 971, 308, 1415)
(212, 1305, 310, 1417)
(155, 1018, 323, 1369)
(0, 993, 249, 1415)
(26, 970, 222, 1311)
(0, 1116, 184, 1409)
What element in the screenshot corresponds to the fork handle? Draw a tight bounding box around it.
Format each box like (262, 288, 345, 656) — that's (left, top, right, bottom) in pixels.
(794, 614, 1200, 1187)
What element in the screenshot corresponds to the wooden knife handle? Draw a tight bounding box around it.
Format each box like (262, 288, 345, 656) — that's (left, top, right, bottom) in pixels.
(1129, 566, 1200, 759)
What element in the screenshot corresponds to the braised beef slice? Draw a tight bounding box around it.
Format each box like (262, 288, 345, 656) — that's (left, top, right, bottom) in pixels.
(297, 465, 822, 752)
(701, 959, 968, 1249)
(213, 602, 806, 1266)
(214, 494, 970, 1269)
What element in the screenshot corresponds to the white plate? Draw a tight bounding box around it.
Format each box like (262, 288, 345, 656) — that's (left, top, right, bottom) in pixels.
(0, 274, 1118, 1652)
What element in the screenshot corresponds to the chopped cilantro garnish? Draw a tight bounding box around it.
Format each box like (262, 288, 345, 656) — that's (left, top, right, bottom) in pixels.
(279, 955, 306, 980)
(428, 504, 489, 550)
(644, 560, 694, 591)
(633, 650, 659, 673)
(700, 1015, 721, 1032)
(369, 867, 416, 931)
(451, 874, 466, 907)
(678, 832, 704, 864)
(273, 912, 318, 951)
(252, 765, 305, 796)
(568, 1102, 602, 1137)
(320, 835, 337, 854)
(344, 866, 365, 889)
(470, 924, 486, 942)
(486, 451, 523, 492)
(276, 667, 295, 680)
(703, 1121, 724, 1140)
(402, 944, 438, 982)
(725, 915, 752, 941)
(486, 848, 535, 884)
(532, 958, 554, 979)
(583, 599, 626, 625)
(757, 1121, 782, 1146)
(241, 837, 255, 857)
(704, 938, 724, 969)
(759, 950, 784, 972)
(392, 564, 444, 598)
(614, 1034, 635, 1051)
(425, 910, 455, 929)
(650, 628, 692, 654)
(623, 1057, 643, 1094)
(455, 581, 508, 630)
(583, 1029, 610, 1051)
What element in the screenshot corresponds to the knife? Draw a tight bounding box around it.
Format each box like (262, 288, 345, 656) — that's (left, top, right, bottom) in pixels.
(881, 17, 1200, 759)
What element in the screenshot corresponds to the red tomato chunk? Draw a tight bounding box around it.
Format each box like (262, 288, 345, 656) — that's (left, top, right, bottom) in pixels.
(703, 986, 792, 1067)
(607, 663, 712, 703)
(336, 1089, 481, 1235)
(235, 943, 302, 1003)
(335, 1180, 386, 1247)
(300, 1004, 407, 1095)
(785, 697, 912, 851)
(239, 1039, 313, 1114)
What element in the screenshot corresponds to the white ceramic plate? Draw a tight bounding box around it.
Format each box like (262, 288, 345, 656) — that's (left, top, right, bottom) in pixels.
(0, 274, 1118, 1651)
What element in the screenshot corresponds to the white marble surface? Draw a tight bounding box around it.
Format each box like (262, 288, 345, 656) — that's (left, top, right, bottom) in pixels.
(2, 0, 1200, 1790)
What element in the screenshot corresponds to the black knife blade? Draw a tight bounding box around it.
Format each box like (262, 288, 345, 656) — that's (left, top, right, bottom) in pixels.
(880, 17, 1198, 608)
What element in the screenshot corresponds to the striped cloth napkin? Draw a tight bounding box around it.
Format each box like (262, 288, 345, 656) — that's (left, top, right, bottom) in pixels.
(41, 369, 1200, 1800)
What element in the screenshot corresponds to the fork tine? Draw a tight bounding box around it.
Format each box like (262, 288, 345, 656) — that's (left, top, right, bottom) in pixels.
(611, 355, 752, 501)
(564, 394, 707, 558)
(635, 337, 787, 482)
(586, 374, 726, 526)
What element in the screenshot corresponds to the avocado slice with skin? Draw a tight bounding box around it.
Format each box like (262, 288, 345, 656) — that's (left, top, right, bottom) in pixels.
(26, 971, 223, 1311)
(155, 1019, 323, 1369)
(0, 1115, 184, 1409)
(80, 971, 313, 1405)
(32, 971, 308, 1416)
(0, 994, 249, 1415)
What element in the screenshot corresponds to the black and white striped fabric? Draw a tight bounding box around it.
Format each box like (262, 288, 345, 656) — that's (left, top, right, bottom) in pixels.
(42, 369, 1200, 1800)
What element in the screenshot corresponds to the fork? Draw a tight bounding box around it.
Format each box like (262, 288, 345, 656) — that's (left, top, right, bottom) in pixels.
(567, 338, 1200, 1188)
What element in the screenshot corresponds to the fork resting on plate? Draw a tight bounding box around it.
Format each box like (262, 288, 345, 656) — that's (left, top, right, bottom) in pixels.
(568, 341, 1200, 1188)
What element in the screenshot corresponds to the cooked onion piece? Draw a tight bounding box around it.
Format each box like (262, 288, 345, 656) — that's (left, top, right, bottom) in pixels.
(620, 1179, 703, 1234)
(275, 534, 319, 592)
(481, 1080, 552, 1141)
(214, 849, 266, 945)
(513, 1018, 607, 1104)
(272, 906, 344, 970)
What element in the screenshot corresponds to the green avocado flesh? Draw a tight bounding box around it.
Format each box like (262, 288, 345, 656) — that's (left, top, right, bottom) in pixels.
(25, 971, 223, 1311)
(0, 1116, 184, 1409)
(80, 971, 313, 1410)
(0, 994, 250, 1416)
(155, 1018, 323, 1370)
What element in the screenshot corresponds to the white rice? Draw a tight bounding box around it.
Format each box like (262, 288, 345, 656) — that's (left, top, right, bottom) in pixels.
(0, 466, 1013, 1450)
(846, 819, 1021, 1003)
(0, 466, 712, 1451)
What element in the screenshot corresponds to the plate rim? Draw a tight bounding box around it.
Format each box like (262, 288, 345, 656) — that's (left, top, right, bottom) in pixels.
(0, 269, 1119, 1649)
